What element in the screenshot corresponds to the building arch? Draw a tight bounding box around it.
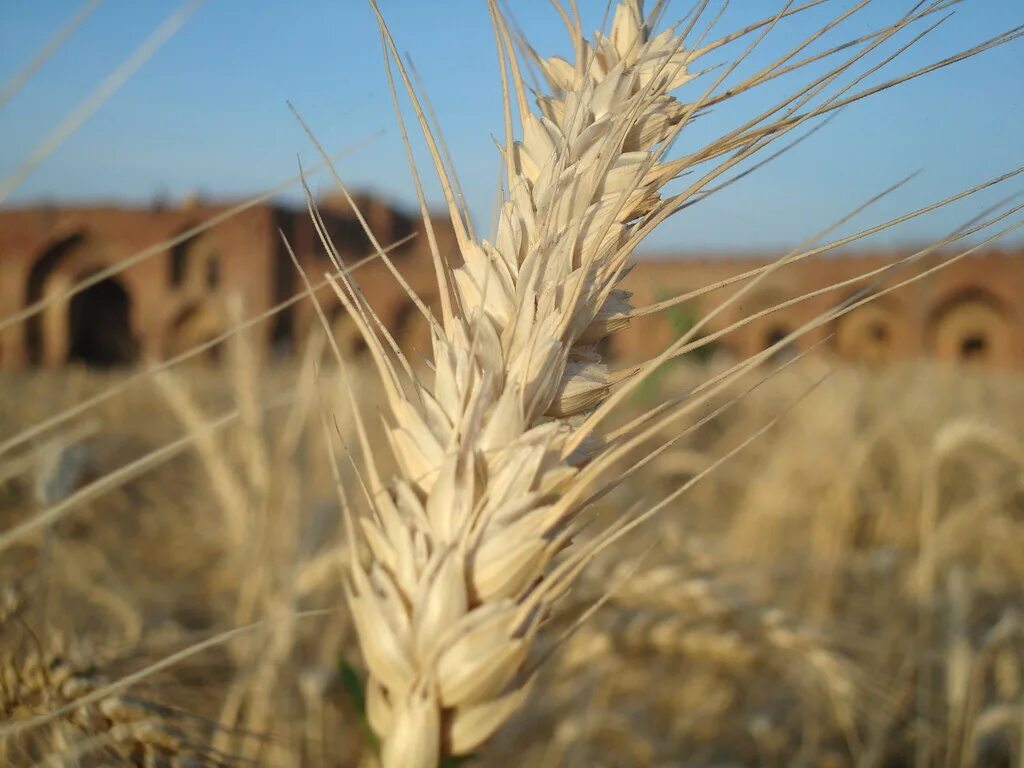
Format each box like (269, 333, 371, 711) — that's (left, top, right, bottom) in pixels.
(834, 296, 904, 365)
(327, 304, 369, 359)
(732, 284, 799, 360)
(25, 232, 85, 364)
(168, 226, 221, 293)
(67, 271, 138, 366)
(166, 300, 225, 361)
(24, 232, 138, 367)
(392, 297, 435, 361)
(760, 323, 797, 361)
(928, 289, 1013, 366)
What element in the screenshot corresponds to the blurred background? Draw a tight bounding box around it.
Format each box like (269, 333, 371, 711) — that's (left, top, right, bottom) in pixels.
(2, 0, 1022, 247)
(0, 0, 1022, 372)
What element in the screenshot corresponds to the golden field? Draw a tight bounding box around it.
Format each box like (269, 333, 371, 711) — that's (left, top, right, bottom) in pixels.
(3, 2, 1024, 765)
(2, 342, 1021, 767)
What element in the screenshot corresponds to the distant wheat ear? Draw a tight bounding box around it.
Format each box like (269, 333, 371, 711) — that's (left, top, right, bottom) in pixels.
(1, 646, 231, 766)
(296, 1, 1020, 766)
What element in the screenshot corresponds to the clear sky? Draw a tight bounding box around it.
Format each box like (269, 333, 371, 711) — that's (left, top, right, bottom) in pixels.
(1, 1, 1021, 252)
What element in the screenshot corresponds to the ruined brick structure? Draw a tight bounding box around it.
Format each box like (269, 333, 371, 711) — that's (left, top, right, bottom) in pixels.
(617, 248, 1024, 369)
(0, 194, 457, 368)
(1, 197, 1021, 370)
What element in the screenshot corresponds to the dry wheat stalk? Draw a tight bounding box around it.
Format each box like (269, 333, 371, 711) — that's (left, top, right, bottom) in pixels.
(308, 2, 1024, 765)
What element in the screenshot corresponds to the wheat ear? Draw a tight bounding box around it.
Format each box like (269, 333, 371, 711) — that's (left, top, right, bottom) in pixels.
(333, 3, 701, 765)
(1, 649, 231, 766)
(327, 1, 1018, 764)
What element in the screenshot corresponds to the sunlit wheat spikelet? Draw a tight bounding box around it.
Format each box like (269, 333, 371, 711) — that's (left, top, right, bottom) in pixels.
(321, 4, 711, 764)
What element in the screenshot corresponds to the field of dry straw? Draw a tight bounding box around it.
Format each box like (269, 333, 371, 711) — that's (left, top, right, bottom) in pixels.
(1, 2, 1023, 766)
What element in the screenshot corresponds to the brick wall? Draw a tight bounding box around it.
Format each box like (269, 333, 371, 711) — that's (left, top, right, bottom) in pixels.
(1, 200, 1020, 369)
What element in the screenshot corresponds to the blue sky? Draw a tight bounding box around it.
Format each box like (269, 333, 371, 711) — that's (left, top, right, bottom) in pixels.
(1, 1, 1021, 252)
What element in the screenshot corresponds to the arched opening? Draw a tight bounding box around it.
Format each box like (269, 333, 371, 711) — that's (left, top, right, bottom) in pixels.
(205, 254, 220, 289)
(928, 290, 1012, 367)
(743, 286, 797, 362)
(170, 239, 190, 286)
(328, 305, 369, 359)
(25, 233, 139, 368)
(762, 324, 794, 359)
(25, 233, 86, 365)
(392, 297, 435, 361)
(167, 301, 223, 362)
(834, 300, 902, 365)
(67, 275, 138, 367)
(764, 327, 788, 347)
(168, 228, 220, 291)
(960, 334, 987, 361)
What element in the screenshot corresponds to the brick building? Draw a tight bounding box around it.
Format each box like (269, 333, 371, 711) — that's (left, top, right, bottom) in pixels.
(0, 197, 1021, 370)
(617, 248, 1024, 368)
(0, 194, 456, 368)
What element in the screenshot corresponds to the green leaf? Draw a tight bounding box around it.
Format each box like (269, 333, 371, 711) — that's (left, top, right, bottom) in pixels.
(338, 658, 367, 714)
(338, 657, 380, 754)
(441, 755, 476, 767)
(335, 659, 476, 764)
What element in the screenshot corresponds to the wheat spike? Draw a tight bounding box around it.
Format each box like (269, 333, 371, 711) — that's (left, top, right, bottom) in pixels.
(309, 1, 1024, 764)
(334, 3, 703, 763)
(1, 649, 231, 766)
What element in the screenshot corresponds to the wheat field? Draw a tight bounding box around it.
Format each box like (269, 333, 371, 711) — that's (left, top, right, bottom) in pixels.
(2, 1, 1023, 766)
(2, 357, 1022, 766)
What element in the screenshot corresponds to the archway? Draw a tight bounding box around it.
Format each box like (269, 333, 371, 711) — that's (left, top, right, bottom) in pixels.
(166, 301, 224, 362)
(928, 291, 1012, 367)
(25, 234, 139, 368)
(67, 275, 138, 367)
(168, 227, 220, 292)
(761, 323, 795, 361)
(835, 301, 902, 365)
(741, 285, 797, 361)
(392, 297, 435, 362)
(25, 233, 86, 365)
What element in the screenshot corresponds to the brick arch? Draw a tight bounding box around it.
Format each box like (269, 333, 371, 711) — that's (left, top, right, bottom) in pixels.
(928, 289, 1014, 367)
(68, 271, 138, 366)
(738, 285, 800, 359)
(834, 295, 906, 365)
(169, 225, 221, 295)
(327, 304, 369, 359)
(392, 297, 436, 361)
(166, 300, 225, 361)
(24, 231, 138, 367)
